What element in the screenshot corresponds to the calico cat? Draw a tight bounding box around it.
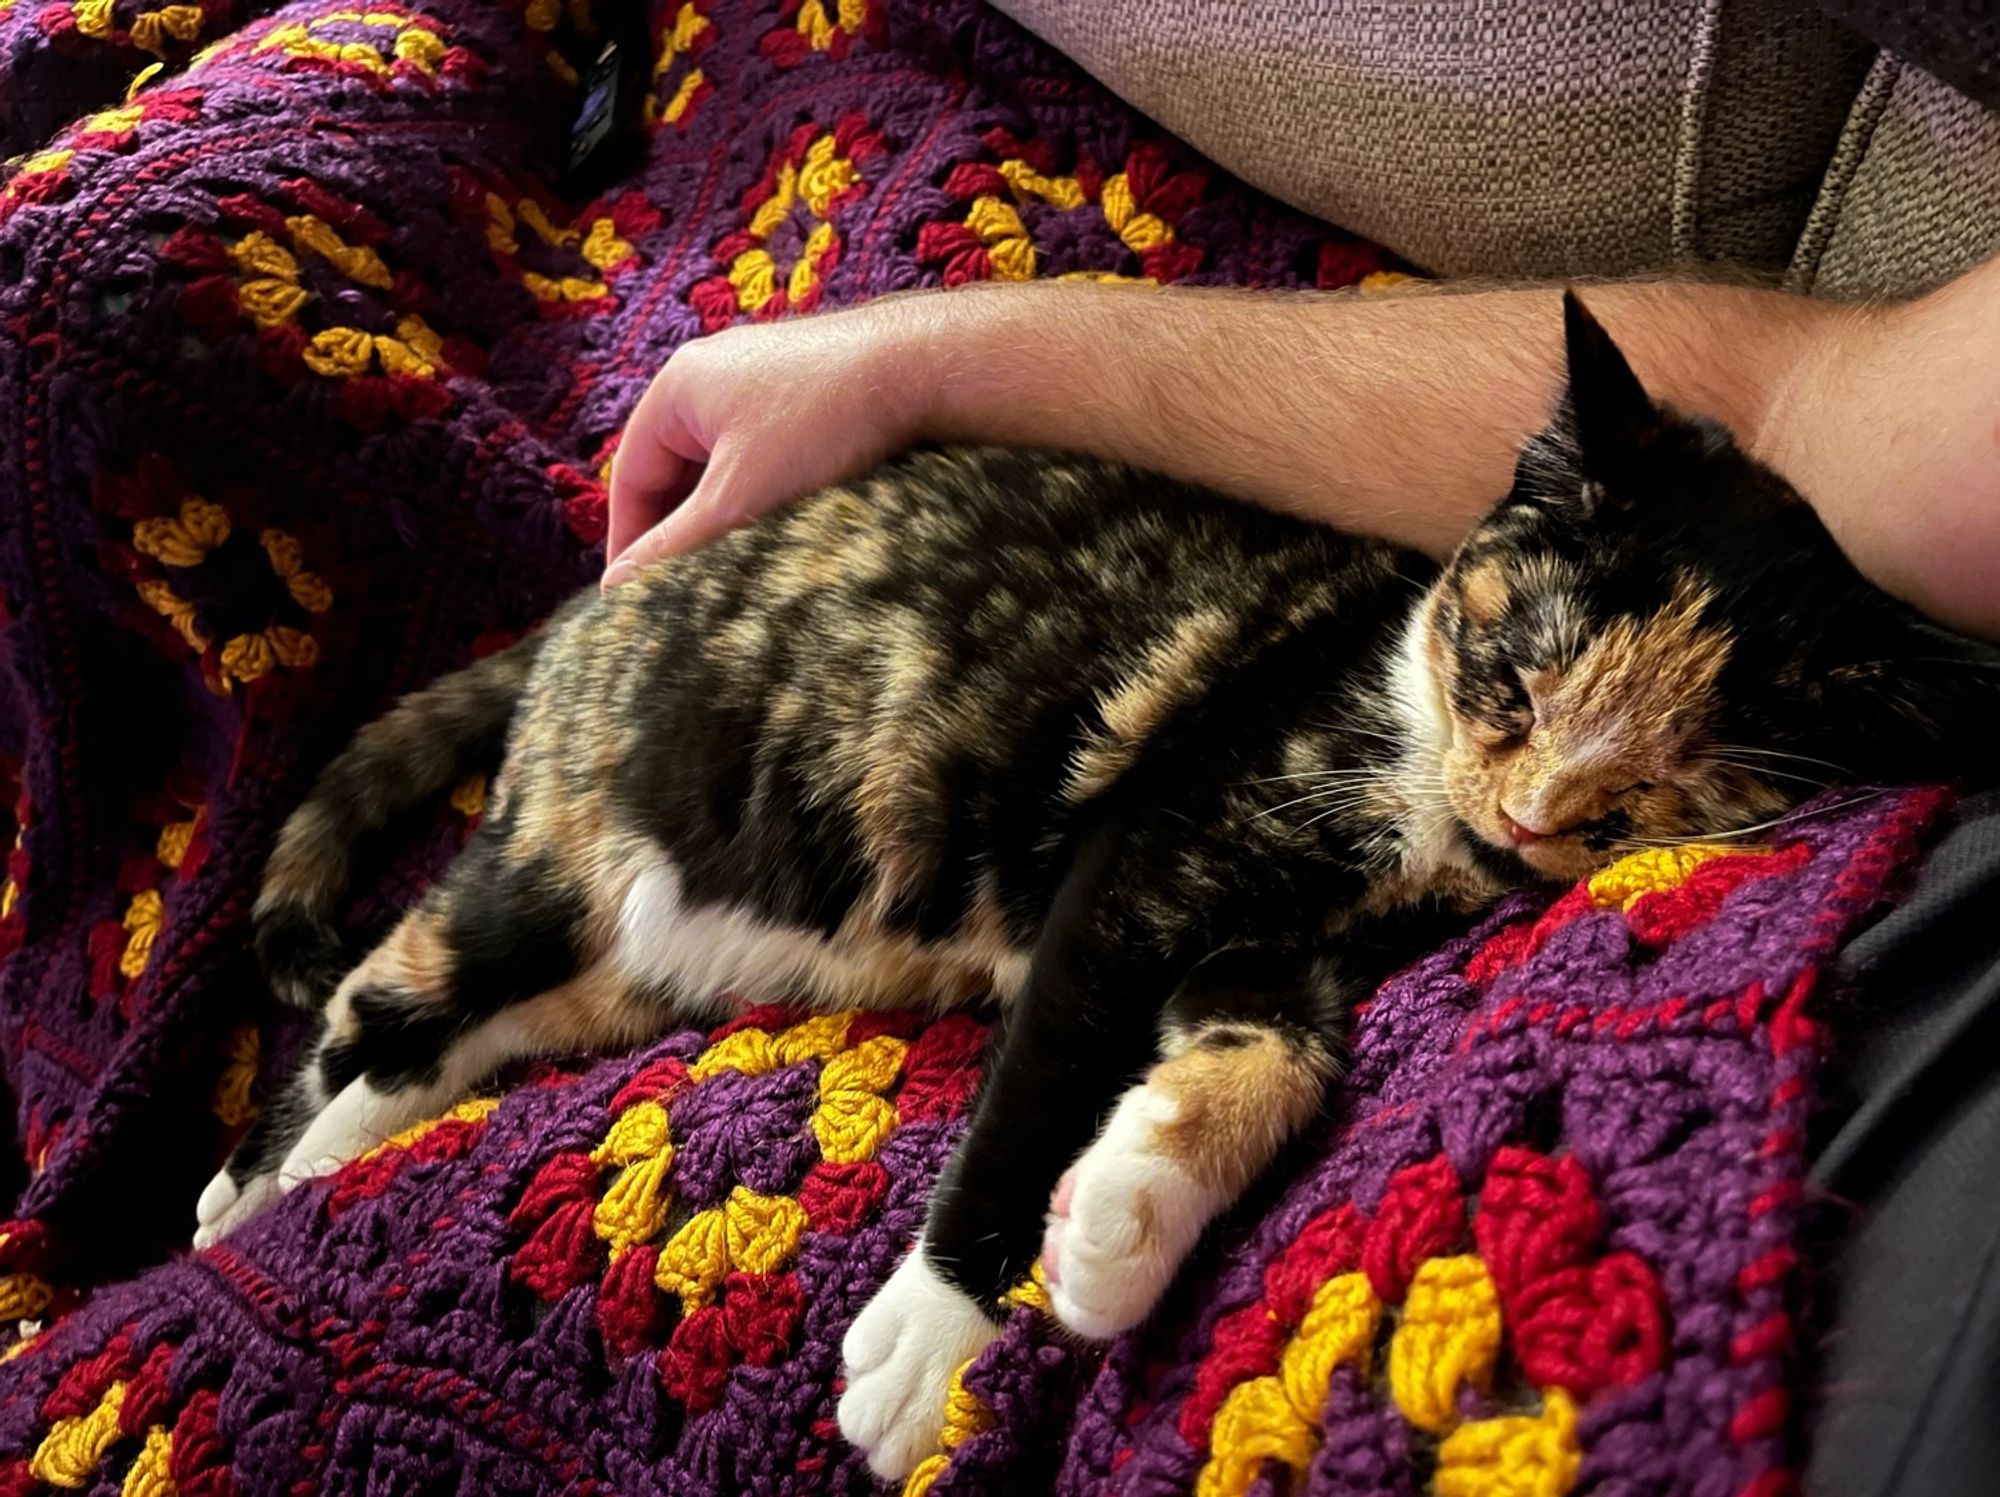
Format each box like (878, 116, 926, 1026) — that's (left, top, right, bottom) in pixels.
(193, 296, 1999, 1480)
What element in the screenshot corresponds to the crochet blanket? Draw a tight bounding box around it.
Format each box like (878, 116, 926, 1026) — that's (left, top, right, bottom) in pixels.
(0, 0, 1945, 1492)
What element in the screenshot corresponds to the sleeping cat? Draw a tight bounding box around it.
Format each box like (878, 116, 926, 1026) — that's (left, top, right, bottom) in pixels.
(192, 296, 1998, 1479)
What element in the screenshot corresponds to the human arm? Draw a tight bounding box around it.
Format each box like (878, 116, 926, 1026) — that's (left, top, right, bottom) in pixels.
(606, 263, 2000, 636)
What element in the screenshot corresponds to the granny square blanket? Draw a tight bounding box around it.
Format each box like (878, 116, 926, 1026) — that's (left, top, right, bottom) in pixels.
(0, 0, 1947, 1492)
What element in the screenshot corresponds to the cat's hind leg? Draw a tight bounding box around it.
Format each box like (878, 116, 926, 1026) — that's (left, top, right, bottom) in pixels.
(194, 837, 635, 1246)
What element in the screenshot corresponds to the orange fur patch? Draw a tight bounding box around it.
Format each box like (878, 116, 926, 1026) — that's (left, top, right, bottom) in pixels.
(1149, 1028, 1333, 1195)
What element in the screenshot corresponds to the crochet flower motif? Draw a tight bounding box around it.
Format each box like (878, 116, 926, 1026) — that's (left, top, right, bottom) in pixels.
(164, 177, 475, 429)
(647, 0, 715, 127)
(233, 6, 463, 87)
(920, 130, 1211, 286)
(910, 840, 1820, 1497)
(687, 113, 886, 331)
(465, 177, 657, 316)
(758, 0, 883, 69)
(92, 456, 339, 697)
(83, 771, 210, 1025)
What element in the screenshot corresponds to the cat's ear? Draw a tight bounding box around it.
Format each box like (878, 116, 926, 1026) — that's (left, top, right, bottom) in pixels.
(1557, 290, 1663, 486)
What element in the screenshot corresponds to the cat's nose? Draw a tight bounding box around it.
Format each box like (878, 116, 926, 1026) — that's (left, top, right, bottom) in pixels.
(1502, 810, 1558, 845)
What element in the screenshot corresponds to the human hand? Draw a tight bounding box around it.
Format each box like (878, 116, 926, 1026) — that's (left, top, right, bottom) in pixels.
(603, 300, 940, 585)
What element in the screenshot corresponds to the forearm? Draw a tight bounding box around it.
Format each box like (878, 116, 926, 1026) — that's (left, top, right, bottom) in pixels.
(911, 278, 1843, 555)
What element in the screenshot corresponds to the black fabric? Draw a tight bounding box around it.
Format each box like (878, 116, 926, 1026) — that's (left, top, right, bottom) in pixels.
(1817, 1, 2000, 109)
(1806, 790, 2000, 1497)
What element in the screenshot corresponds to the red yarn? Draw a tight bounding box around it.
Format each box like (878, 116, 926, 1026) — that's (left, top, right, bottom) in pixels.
(1510, 1252, 1669, 1396)
(1176, 1304, 1287, 1446)
(177, 277, 241, 340)
(658, 1306, 732, 1412)
(796, 1160, 889, 1234)
(169, 1387, 238, 1496)
(721, 1272, 804, 1367)
(1472, 1147, 1600, 1305)
(1362, 1156, 1465, 1302)
(43, 1332, 133, 1419)
(1264, 1204, 1365, 1324)
(1626, 844, 1812, 946)
(595, 1245, 663, 1359)
(1728, 1385, 1791, 1443)
(608, 1057, 691, 1115)
(895, 1013, 987, 1122)
(506, 1151, 595, 1230)
(120, 1341, 178, 1434)
(508, 1199, 600, 1302)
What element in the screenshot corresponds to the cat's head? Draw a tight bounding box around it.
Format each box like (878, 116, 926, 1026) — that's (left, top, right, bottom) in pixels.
(1426, 291, 2000, 881)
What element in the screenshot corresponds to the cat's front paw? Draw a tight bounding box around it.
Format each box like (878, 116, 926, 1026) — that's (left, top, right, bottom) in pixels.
(191, 1168, 281, 1249)
(837, 1243, 999, 1481)
(1041, 1083, 1229, 1341)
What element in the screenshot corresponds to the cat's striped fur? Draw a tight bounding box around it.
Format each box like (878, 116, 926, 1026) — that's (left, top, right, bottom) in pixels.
(195, 298, 2000, 1480)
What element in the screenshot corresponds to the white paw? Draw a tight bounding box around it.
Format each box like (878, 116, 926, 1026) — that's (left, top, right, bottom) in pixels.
(837, 1243, 1000, 1481)
(192, 1169, 280, 1249)
(1040, 1084, 1228, 1341)
(274, 1076, 417, 1192)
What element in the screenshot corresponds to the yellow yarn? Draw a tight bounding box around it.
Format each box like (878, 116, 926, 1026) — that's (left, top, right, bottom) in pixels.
(593, 1099, 671, 1167)
(660, 0, 707, 60)
(1002, 1263, 1052, 1314)
(580, 217, 634, 271)
(1388, 1254, 1502, 1435)
(212, 1022, 261, 1127)
(788, 222, 837, 301)
(132, 496, 230, 568)
(302, 327, 375, 378)
(1197, 1378, 1317, 1497)
(1194, 1272, 1380, 1497)
(813, 1036, 906, 1164)
(689, 1026, 779, 1081)
(523, 0, 559, 31)
(119, 1426, 176, 1497)
(287, 215, 392, 290)
(774, 1012, 852, 1066)
(797, 135, 859, 217)
(594, 1149, 673, 1255)
(725, 250, 779, 314)
(900, 1357, 995, 1497)
(659, 69, 705, 125)
(0, 1271, 52, 1320)
(155, 816, 197, 869)
(655, 1188, 807, 1309)
(136, 581, 208, 653)
(260, 530, 332, 614)
(521, 273, 610, 304)
(516, 198, 576, 249)
(591, 1099, 674, 1253)
(72, 0, 112, 40)
(484, 193, 519, 255)
(119, 888, 164, 979)
(746, 169, 796, 241)
(82, 105, 148, 135)
(31, 1381, 126, 1487)
(229, 230, 299, 283)
(392, 26, 445, 73)
(1586, 844, 1745, 910)
(1435, 1389, 1582, 1497)
(996, 159, 1086, 210)
(236, 278, 310, 329)
(219, 625, 318, 685)
(449, 776, 487, 818)
(128, 5, 203, 57)
(2, 1326, 42, 1361)
(963, 193, 1035, 281)
(372, 334, 434, 378)
(1281, 1272, 1382, 1413)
